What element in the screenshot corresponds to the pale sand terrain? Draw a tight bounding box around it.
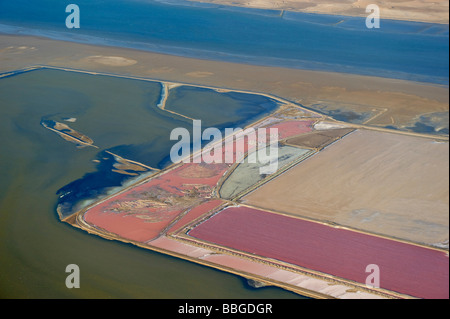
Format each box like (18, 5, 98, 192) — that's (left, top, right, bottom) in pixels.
(81, 55, 137, 66)
(189, 0, 450, 24)
(243, 129, 449, 247)
(0, 34, 448, 134)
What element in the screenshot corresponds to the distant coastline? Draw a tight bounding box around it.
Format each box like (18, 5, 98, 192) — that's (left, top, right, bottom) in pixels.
(0, 0, 448, 85)
(184, 0, 450, 24)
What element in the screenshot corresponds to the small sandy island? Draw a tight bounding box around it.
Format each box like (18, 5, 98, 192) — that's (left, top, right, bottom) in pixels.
(189, 0, 449, 24)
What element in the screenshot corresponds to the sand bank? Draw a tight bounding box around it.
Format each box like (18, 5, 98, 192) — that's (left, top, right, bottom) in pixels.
(188, 0, 450, 24)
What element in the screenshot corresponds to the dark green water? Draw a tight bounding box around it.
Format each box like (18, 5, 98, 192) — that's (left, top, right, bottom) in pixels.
(0, 68, 301, 298)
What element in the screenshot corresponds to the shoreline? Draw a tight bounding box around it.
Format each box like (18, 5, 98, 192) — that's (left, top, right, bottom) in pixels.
(1, 22, 447, 86)
(1, 33, 448, 89)
(5, 63, 446, 142)
(1, 0, 448, 86)
(1, 34, 447, 138)
(185, 0, 450, 24)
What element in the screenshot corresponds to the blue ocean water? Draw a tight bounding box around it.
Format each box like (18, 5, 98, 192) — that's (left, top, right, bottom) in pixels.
(0, 0, 448, 84)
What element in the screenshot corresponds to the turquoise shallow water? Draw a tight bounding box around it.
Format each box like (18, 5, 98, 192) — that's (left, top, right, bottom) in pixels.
(0, 67, 301, 298)
(0, 0, 448, 84)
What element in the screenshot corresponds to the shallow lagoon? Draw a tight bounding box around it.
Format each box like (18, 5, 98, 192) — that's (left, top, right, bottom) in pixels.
(0, 67, 299, 298)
